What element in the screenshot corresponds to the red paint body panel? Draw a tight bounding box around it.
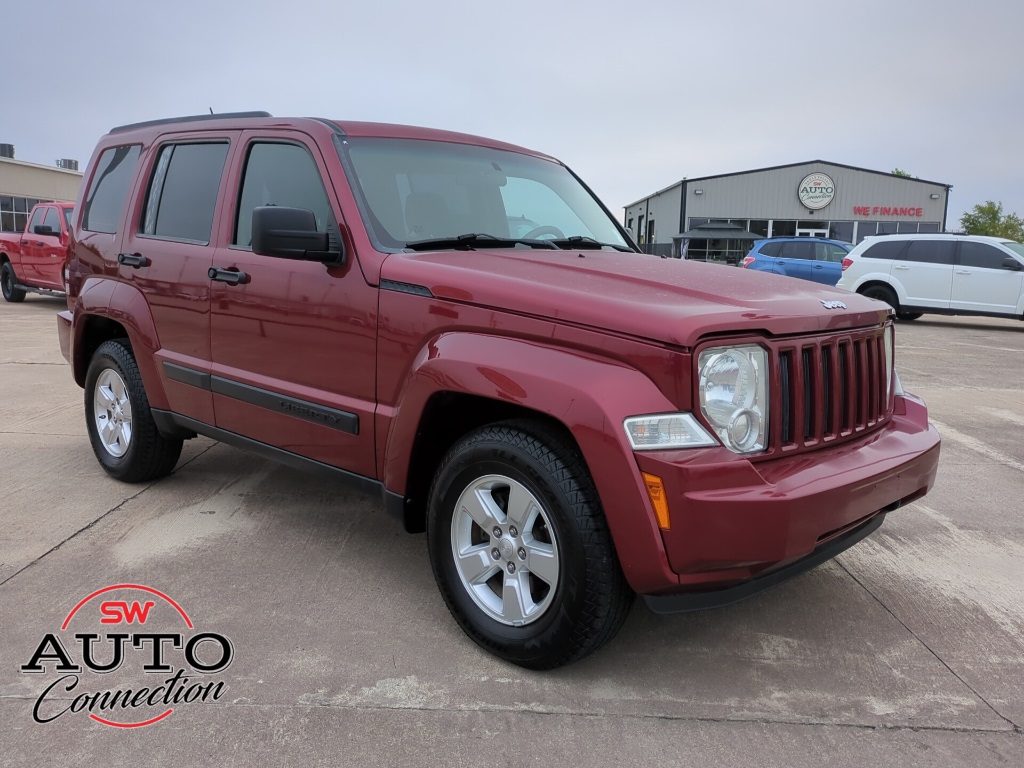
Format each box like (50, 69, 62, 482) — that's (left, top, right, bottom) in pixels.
(60, 115, 942, 601)
(0, 202, 74, 291)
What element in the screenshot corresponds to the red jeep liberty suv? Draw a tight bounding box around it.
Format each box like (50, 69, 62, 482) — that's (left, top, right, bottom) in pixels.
(58, 112, 941, 668)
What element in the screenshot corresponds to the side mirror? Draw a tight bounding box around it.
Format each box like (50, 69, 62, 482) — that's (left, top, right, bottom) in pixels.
(251, 206, 341, 262)
(1002, 257, 1023, 271)
(33, 224, 56, 236)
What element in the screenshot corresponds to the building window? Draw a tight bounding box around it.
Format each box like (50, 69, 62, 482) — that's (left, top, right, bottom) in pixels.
(829, 221, 854, 243)
(0, 194, 50, 233)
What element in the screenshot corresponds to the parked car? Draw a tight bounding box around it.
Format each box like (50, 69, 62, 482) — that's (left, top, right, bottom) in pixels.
(0, 201, 75, 301)
(58, 112, 940, 669)
(836, 234, 1024, 321)
(741, 237, 852, 285)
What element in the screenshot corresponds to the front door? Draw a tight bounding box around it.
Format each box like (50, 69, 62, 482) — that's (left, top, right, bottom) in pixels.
(796, 228, 829, 238)
(951, 241, 1024, 314)
(208, 132, 378, 480)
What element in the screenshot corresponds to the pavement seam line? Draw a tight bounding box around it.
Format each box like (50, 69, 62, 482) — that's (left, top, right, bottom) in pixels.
(2, 695, 1018, 737)
(837, 557, 1023, 734)
(0, 442, 218, 588)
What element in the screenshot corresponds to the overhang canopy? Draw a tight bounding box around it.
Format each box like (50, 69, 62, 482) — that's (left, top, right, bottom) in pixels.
(673, 222, 762, 241)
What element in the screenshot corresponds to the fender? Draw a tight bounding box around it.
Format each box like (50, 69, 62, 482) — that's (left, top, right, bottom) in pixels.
(381, 332, 685, 594)
(71, 278, 169, 410)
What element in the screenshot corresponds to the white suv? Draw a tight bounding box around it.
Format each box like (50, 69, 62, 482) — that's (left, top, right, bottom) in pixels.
(836, 234, 1024, 321)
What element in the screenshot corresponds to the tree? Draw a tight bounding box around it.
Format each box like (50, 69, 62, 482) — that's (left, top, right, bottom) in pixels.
(960, 201, 1024, 242)
(891, 168, 912, 177)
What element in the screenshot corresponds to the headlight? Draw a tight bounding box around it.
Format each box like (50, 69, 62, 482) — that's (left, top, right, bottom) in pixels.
(698, 344, 769, 454)
(624, 413, 717, 450)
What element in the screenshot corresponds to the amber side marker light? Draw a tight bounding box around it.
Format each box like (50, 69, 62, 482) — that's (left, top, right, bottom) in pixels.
(642, 472, 671, 530)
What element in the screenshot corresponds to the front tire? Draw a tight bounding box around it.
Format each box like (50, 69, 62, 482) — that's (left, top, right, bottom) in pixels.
(85, 339, 182, 482)
(427, 421, 633, 669)
(1, 262, 26, 302)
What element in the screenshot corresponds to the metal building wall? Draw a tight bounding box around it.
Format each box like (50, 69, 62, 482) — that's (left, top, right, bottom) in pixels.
(0, 158, 83, 201)
(682, 162, 946, 226)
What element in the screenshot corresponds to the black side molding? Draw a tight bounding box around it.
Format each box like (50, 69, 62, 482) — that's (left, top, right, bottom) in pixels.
(161, 362, 358, 434)
(642, 513, 886, 614)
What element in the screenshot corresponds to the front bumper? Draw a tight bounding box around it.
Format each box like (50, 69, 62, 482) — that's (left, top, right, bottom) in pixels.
(631, 393, 940, 607)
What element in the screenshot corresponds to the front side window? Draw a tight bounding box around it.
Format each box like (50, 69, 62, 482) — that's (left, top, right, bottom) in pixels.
(337, 137, 629, 252)
(141, 142, 229, 243)
(42, 207, 62, 234)
(27, 207, 45, 234)
(817, 243, 850, 262)
(83, 145, 141, 233)
(234, 142, 332, 248)
(959, 241, 1008, 270)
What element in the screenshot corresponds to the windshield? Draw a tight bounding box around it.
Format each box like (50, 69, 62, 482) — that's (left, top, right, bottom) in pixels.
(1001, 241, 1024, 259)
(336, 137, 631, 252)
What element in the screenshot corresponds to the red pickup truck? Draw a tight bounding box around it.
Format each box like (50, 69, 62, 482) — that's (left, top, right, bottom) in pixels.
(0, 201, 74, 301)
(58, 113, 940, 668)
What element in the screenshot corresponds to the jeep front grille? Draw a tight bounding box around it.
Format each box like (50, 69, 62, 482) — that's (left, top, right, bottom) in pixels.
(771, 327, 891, 455)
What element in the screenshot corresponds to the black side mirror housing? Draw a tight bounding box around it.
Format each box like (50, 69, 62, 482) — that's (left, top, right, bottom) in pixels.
(33, 224, 57, 236)
(251, 206, 341, 263)
(1002, 257, 1023, 271)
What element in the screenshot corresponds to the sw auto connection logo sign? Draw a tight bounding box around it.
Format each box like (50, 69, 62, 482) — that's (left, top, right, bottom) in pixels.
(19, 584, 232, 727)
(798, 172, 836, 210)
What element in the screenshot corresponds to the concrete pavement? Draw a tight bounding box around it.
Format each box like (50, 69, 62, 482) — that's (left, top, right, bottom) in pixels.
(1, 296, 1021, 766)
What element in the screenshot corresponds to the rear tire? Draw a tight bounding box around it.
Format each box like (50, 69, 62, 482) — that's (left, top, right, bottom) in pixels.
(896, 312, 923, 321)
(1, 262, 26, 303)
(85, 339, 183, 482)
(861, 284, 898, 313)
(427, 420, 633, 669)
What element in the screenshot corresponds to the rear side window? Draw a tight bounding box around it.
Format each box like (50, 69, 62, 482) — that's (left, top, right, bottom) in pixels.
(141, 143, 230, 244)
(82, 145, 141, 233)
(759, 242, 783, 257)
(958, 241, 1008, 269)
(861, 240, 908, 260)
(779, 241, 813, 260)
(904, 240, 955, 265)
(234, 142, 332, 248)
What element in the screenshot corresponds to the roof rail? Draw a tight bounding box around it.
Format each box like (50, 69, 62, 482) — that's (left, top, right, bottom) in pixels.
(110, 111, 273, 134)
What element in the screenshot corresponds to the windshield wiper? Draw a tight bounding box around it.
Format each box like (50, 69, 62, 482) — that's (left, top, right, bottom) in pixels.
(547, 236, 633, 252)
(405, 233, 558, 251)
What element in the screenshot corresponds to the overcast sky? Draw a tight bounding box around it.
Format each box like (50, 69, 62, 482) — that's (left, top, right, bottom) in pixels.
(7, 0, 1023, 228)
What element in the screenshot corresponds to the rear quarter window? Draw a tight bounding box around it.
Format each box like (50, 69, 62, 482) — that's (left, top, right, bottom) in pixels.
(861, 240, 908, 260)
(82, 145, 142, 234)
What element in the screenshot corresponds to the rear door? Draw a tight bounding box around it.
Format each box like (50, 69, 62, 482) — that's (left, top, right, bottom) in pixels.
(890, 239, 954, 309)
(951, 241, 1024, 314)
(208, 130, 378, 479)
(776, 240, 814, 281)
(118, 134, 238, 425)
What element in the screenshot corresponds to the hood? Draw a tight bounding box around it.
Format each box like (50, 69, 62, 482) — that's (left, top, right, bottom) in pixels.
(380, 249, 888, 348)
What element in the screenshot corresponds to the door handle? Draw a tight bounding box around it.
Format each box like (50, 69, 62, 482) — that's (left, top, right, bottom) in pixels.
(117, 252, 151, 268)
(955, 270, 970, 275)
(208, 267, 249, 285)
(893, 265, 910, 270)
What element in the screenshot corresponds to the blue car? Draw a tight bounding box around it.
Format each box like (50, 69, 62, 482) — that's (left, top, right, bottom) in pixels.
(741, 237, 853, 286)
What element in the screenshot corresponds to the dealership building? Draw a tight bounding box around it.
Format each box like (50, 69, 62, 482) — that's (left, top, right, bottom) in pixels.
(0, 144, 82, 234)
(624, 160, 951, 261)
